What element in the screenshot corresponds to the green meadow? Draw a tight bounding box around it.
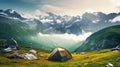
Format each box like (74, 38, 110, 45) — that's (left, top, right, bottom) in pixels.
(0, 45, 120, 67)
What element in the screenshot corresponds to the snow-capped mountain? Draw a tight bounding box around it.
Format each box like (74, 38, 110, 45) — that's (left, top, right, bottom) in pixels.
(0, 9, 120, 51)
(33, 12, 120, 35)
(0, 9, 24, 20)
(0, 9, 120, 35)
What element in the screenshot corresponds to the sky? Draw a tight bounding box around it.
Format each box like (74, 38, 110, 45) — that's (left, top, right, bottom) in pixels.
(0, 0, 120, 16)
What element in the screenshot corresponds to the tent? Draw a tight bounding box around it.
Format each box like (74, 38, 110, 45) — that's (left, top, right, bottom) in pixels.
(47, 47, 72, 61)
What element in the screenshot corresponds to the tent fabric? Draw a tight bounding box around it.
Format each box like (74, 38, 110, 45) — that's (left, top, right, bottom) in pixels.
(47, 47, 72, 61)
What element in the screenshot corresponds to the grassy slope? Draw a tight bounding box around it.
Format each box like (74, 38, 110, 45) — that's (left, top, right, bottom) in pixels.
(0, 46, 120, 67)
(76, 25, 120, 52)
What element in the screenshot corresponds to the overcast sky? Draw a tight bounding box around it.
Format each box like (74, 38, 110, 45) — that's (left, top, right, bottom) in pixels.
(0, 0, 120, 16)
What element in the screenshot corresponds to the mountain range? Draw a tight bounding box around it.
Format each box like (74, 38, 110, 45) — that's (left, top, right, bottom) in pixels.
(0, 9, 120, 52)
(1, 9, 120, 35)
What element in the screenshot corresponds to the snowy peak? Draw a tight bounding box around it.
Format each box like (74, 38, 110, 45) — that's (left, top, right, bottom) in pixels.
(0, 9, 120, 35)
(5, 9, 15, 14)
(0, 9, 24, 20)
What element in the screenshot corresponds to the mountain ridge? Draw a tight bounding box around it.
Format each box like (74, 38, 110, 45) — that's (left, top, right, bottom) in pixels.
(0, 9, 120, 35)
(75, 25, 120, 52)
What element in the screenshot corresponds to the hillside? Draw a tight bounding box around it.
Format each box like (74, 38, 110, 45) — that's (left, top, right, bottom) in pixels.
(0, 16, 56, 51)
(0, 45, 120, 67)
(75, 25, 120, 52)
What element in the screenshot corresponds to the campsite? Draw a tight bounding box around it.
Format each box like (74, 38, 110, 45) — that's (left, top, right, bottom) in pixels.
(1, 0, 120, 66)
(0, 39, 120, 67)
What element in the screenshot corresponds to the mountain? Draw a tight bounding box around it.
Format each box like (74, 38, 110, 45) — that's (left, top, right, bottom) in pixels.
(0, 9, 120, 35)
(0, 15, 57, 51)
(0, 10, 81, 51)
(0, 9, 120, 52)
(0, 9, 24, 20)
(34, 12, 120, 34)
(75, 25, 120, 52)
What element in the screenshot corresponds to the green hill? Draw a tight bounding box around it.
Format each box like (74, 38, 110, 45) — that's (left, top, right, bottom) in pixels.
(0, 16, 81, 52)
(0, 16, 55, 51)
(1, 39, 120, 67)
(0, 46, 120, 67)
(75, 25, 120, 52)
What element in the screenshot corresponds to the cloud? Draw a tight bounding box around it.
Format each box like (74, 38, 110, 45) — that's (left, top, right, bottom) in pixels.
(36, 32, 92, 48)
(109, 0, 120, 11)
(33, 0, 120, 16)
(38, 32, 92, 42)
(21, 0, 120, 16)
(111, 16, 120, 22)
(21, 13, 35, 18)
(34, 9, 47, 16)
(35, 4, 83, 16)
(41, 4, 65, 15)
(110, 0, 120, 6)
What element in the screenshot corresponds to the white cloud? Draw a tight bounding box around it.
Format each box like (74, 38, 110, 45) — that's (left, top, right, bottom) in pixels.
(22, 0, 120, 17)
(34, 0, 120, 16)
(35, 4, 83, 16)
(30, 32, 92, 51)
(34, 9, 48, 16)
(21, 13, 36, 18)
(38, 32, 92, 42)
(85, 9, 95, 13)
(41, 4, 63, 13)
(111, 16, 120, 22)
(110, 0, 120, 6)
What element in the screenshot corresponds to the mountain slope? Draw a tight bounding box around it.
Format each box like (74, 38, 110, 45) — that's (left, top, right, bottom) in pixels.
(0, 15, 57, 51)
(0, 15, 36, 43)
(75, 25, 120, 52)
(0, 13, 82, 52)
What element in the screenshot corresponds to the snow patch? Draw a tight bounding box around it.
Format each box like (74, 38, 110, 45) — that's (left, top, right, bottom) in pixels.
(9, 10, 15, 14)
(40, 19, 53, 23)
(111, 16, 120, 23)
(56, 19, 62, 23)
(92, 20, 100, 23)
(0, 12, 7, 16)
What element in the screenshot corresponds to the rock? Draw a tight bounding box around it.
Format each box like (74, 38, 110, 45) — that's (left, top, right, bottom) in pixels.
(106, 63, 114, 67)
(1, 38, 19, 52)
(29, 49, 37, 54)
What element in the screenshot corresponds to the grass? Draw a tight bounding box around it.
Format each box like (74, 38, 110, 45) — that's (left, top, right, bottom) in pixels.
(0, 46, 120, 67)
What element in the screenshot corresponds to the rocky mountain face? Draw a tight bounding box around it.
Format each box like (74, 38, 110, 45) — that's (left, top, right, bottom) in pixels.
(0, 9, 24, 20)
(1, 9, 120, 35)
